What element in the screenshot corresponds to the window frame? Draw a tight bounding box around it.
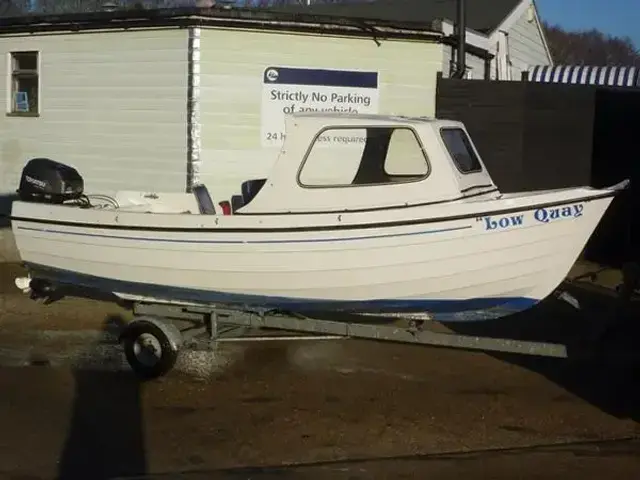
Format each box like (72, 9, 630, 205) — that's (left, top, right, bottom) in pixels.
(439, 127, 483, 174)
(296, 124, 432, 189)
(8, 50, 40, 117)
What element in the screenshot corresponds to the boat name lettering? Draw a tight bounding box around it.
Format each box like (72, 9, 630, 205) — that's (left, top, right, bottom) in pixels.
(480, 214, 525, 230)
(534, 203, 583, 223)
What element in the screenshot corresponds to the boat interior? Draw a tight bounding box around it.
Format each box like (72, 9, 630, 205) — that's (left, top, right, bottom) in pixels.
(89, 178, 268, 215)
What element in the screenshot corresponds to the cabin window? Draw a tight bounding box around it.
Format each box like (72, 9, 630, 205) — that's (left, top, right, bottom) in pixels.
(440, 128, 482, 173)
(9, 51, 39, 116)
(298, 126, 430, 187)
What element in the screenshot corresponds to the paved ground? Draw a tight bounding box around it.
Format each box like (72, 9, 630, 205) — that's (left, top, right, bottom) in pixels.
(0, 263, 639, 479)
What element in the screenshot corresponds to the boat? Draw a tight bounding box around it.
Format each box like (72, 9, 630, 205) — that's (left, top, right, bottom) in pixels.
(9, 112, 629, 324)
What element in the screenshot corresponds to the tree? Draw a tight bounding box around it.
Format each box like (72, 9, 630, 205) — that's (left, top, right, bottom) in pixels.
(0, 0, 347, 16)
(544, 22, 640, 66)
(4, 0, 219, 15)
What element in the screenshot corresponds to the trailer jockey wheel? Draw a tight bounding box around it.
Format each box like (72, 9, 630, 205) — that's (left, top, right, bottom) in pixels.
(121, 319, 179, 380)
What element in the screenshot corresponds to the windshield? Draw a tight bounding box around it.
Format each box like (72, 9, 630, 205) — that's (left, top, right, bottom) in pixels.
(440, 127, 483, 174)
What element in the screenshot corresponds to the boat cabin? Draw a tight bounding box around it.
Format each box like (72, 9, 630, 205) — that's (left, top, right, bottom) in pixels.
(209, 112, 498, 215)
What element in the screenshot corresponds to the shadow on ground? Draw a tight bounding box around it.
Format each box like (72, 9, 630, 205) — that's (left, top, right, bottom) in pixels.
(443, 276, 640, 423)
(56, 314, 148, 480)
(106, 438, 640, 479)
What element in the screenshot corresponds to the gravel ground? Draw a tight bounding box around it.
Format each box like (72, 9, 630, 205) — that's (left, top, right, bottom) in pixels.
(0, 262, 638, 479)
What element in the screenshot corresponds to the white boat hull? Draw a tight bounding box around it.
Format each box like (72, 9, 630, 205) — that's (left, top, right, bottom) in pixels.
(10, 186, 620, 322)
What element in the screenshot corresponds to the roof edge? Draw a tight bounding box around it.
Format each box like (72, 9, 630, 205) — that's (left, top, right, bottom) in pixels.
(0, 6, 446, 38)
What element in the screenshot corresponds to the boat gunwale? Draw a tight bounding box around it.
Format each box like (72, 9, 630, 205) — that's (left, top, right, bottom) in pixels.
(8, 185, 624, 234)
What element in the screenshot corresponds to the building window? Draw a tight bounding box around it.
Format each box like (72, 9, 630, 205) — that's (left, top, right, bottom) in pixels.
(9, 51, 39, 116)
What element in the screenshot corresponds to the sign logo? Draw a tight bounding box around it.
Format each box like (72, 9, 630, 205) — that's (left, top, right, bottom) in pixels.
(265, 68, 279, 82)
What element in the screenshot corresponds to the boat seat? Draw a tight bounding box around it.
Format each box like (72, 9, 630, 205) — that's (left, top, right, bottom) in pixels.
(218, 200, 232, 215)
(230, 194, 244, 213)
(192, 184, 216, 215)
(241, 178, 267, 205)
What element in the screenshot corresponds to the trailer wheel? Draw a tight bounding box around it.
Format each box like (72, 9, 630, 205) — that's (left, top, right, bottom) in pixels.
(121, 319, 180, 380)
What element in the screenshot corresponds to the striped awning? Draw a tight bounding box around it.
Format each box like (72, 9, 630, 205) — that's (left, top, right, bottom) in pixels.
(526, 65, 640, 88)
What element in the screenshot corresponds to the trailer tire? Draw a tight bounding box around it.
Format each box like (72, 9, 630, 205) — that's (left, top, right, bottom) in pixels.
(121, 319, 180, 380)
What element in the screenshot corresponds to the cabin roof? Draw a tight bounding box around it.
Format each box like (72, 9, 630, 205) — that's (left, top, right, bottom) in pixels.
(288, 112, 461, 129)
(292, 111, 434, 123)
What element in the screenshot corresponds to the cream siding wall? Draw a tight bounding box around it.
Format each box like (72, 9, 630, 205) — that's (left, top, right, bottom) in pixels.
(0, 28, 189, 196)
(490, 4, 552, 79)
(198, 28, 445, 201)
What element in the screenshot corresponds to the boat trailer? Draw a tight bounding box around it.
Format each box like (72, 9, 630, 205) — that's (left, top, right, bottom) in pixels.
(123, 275, 640, 379)
(125, 301, 572, 379)
(19, 264, 640, 380)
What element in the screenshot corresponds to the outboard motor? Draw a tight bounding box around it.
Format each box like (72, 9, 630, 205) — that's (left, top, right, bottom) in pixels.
(17, 158, 84, 204)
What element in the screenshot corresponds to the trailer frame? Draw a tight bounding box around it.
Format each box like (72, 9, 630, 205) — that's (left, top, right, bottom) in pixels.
(20, 264, 640, 380)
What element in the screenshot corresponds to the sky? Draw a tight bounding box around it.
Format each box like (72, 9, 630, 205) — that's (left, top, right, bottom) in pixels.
(535, 0, 640, 49)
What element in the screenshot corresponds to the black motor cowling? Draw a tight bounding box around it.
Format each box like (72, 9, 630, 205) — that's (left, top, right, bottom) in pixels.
(17, 158, 84, 204)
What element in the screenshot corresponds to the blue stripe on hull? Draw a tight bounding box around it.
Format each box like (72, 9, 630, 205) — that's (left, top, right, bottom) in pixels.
(16, 224, 472, 244)
(24, 263, 540, 323)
